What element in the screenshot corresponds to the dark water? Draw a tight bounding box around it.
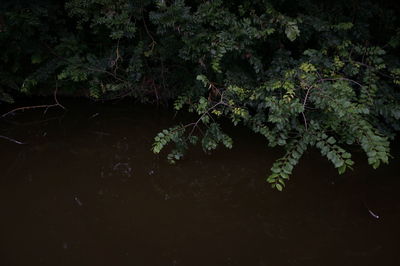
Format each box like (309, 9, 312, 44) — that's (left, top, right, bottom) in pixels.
(0, 100, 399, 266)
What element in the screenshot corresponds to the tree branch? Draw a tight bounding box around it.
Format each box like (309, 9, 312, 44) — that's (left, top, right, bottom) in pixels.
(2, 86, 66, 118)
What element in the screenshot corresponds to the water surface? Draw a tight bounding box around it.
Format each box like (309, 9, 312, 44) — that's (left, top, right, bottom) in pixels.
(0, 100, 399, 266)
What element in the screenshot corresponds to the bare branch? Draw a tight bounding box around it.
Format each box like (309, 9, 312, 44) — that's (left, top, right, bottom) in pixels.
(2, 86, 66, 118)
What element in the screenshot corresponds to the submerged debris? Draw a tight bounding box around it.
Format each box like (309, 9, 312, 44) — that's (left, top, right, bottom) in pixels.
(89, 113, 99, 119)
(113, 162, 132, 177)
(368, 209, 380, 219)
(74, 196, 83, 206)
(0, 134, 25, 145)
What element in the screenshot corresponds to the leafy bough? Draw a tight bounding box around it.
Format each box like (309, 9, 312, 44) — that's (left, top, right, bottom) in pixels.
(152, 56, 394, 190)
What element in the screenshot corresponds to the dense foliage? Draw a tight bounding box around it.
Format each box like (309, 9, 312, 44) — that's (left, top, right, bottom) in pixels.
(1, 0, 400, 190)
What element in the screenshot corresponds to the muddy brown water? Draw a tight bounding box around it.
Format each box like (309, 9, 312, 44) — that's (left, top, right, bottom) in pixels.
(0, 99, 399, 266)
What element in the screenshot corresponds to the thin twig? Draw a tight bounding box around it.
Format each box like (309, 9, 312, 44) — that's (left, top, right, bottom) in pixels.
(188, 98, 226, 137)
(0, 135, 25, 145)
(168, 94, 227, 138)
(301, 112, 308, 131)
(317, 77, 364, 87)
(53, 83, 66, 110)
(111, 38, 122, 76)
(2, 104, 59, 117)
(301, 87, 312, 131)
(141, 10, 156, 51)
(2, 86, 65, 117)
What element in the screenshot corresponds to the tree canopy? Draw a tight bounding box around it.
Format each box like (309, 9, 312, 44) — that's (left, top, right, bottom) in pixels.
(1, 0, 400, 190)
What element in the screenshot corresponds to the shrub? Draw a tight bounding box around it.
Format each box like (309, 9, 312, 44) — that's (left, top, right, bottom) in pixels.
(1, 0, 399, 189)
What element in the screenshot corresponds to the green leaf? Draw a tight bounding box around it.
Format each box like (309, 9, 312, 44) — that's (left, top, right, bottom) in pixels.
(285, 21, 300, 42)
(338, 165, 346, 175)
(327, 137, 336, 144)
(31, 54, 43, 64)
